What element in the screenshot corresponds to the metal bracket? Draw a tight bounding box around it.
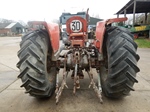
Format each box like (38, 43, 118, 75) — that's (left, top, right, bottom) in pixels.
(87, 58, 103, 103)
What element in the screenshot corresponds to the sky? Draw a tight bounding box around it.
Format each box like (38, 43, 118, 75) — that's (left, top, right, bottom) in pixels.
(0, 0, 130, 23)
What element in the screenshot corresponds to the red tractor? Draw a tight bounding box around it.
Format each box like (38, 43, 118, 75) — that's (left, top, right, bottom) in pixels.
(17, 9, 140, 104)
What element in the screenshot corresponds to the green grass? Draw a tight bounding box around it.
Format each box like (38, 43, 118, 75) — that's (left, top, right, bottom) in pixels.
(134, 38, 150, 48)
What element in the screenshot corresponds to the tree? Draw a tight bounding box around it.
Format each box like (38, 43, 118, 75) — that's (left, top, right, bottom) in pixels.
(0, 18, 15, 23)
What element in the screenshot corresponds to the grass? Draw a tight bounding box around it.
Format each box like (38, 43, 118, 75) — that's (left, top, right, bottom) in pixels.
(134, 38, 150, 48)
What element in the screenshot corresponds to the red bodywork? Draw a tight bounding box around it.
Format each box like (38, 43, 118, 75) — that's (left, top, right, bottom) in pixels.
(28, 17, 127, 54)
(28, 21, 60, 53)
(66, 16, 127, 52)
(66, 16, 88, 47)
(95, 17, 128, 53)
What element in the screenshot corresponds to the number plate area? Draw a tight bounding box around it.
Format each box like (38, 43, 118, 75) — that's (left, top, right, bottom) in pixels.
(70, 20, 82, 32)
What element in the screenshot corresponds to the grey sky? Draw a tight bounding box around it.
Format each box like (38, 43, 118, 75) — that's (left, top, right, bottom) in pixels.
(0, 0, 130, 22)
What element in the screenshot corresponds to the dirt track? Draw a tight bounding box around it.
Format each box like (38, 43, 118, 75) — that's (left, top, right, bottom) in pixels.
(0, 37, 150, 112)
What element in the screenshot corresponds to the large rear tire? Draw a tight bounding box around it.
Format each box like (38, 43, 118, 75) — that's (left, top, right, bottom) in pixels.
(17, 29, 56, 98)
(100, 26, 140, 98)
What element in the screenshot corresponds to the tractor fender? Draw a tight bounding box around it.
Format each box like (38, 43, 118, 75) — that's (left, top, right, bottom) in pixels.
(44, 22, 60, 53)
(95, 17, 127, 53)
(95, 21, 106, 53)
(28, 21, 60, 53)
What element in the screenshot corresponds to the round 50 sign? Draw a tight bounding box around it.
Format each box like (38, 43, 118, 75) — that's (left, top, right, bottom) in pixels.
(70, 20, 82, 32)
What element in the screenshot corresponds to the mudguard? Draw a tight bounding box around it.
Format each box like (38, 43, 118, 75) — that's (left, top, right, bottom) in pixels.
(45, 23, 60, 53)
(28, 21, 60, 53)
(95, 17, 127, 53)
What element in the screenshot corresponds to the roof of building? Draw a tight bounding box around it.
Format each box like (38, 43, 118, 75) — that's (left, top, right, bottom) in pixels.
(116, 0, 150, 14)
(0, 23, 10, 29)
(5, 23, 16, 28)
(0, 22, 25, 29)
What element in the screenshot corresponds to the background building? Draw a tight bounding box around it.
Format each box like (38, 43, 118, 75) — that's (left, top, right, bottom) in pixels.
(0, 22, 25, 36)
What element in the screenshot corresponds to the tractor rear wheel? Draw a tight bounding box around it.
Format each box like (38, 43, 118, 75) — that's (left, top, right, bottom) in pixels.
(17, 29, 57, 98)
(100, 26, 140, 98)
